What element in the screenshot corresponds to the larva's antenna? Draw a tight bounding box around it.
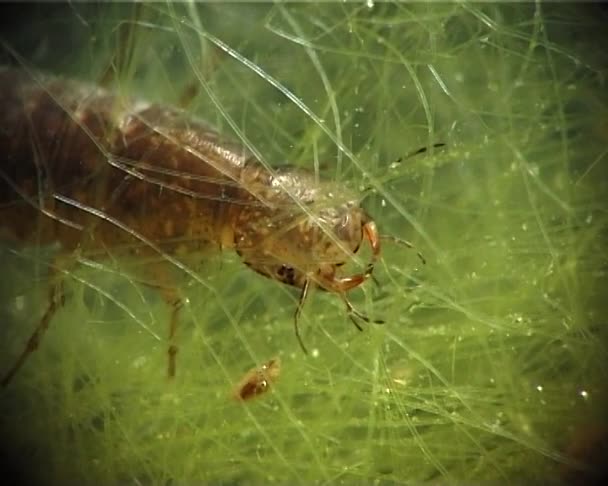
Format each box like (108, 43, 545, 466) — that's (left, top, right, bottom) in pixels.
(360, 143, 444, 263)
(381, 235, 426, 266)
(360, 142, 446, 202)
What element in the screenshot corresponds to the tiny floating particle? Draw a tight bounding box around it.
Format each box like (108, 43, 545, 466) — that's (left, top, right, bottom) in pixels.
(233, 357, 281, 401)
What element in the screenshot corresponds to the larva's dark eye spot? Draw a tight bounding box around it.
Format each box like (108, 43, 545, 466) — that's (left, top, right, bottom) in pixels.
(277, 265, 296, 285)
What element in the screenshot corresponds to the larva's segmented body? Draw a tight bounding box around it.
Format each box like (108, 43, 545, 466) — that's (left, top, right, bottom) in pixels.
(0, 67, 383, 385)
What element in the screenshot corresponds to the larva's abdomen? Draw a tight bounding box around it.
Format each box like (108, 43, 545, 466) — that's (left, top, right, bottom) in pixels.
(0, 68, 250, 257)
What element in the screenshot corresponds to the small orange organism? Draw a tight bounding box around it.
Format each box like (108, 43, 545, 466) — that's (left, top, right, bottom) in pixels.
(233, 358, 281, 401)
(0, 67, 428, 386)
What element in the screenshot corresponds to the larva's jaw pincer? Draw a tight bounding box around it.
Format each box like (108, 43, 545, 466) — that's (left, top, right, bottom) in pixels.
(322, 217, 380, 294)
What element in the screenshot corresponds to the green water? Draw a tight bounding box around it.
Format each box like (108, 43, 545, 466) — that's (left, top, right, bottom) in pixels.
(1, 2, 607, 484)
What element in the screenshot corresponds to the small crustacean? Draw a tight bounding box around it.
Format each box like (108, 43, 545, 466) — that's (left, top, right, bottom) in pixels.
(233, 358, 281, 401)
(0, 66, 412, 386)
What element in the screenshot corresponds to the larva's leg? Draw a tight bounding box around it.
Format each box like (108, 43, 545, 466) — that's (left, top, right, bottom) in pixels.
(165, 290, 183, 379)
(139, 264, 183, 379)
(342, 293, 384, 333)
(327, 220, 381, 294)
(293, 279, 311, 355)
(1, 278, 65, 387)
(177, 44, 222, 109)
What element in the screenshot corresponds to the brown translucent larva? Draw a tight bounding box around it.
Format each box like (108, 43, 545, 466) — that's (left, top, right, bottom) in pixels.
(0, 67, 385, 386)
(233, 358, 281, 401)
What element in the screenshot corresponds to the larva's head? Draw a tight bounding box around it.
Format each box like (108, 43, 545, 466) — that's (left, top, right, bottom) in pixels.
(235, 199, 380, 293)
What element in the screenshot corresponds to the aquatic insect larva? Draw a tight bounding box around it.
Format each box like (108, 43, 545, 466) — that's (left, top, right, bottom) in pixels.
(0, 66, 401, 386)
(233, 358, 281, 401)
